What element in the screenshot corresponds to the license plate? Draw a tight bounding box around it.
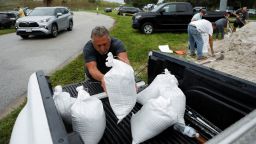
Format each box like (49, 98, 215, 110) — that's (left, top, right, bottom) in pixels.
(25, 29, 32, 32)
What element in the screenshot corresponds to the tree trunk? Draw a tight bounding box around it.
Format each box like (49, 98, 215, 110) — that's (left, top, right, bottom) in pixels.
(44, 0, 53, 6)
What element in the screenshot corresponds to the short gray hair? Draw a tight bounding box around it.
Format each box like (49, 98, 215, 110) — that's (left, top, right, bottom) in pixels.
(91, 26, 110, 38)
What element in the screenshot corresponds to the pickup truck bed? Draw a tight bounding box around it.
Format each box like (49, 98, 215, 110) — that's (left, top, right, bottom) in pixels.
(10, 51, 256, 144)
(61, 80, 220, 144)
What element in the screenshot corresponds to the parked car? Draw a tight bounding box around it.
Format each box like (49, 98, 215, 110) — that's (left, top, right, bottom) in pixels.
(15, 6, 73, 39)
(132, 2, 225, 34)
(118, 6, 141, 16)
(248, 9, 256, 15)
(0, 11, 18, 29)
(104, 7, 112, 13)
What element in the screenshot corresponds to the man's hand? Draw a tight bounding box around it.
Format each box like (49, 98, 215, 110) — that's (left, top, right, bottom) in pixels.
(101, 78, 107, 92)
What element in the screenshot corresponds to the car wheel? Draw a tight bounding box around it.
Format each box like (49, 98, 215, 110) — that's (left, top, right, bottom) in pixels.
(51, 24, 58, 37)
(20, 35, 29, 39)
(141, 22, 153, 34)
(67, 20, 73, 31)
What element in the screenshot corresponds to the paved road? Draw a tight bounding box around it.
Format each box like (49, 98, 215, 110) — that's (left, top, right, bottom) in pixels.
(0, 12, 114, 117)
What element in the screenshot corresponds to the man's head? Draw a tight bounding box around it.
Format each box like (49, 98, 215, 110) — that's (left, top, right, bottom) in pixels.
(91, 26, 111, 55)
(200, 9, 206, 16)
(242, 7, 247, 12)
(225, 12, 230, 18)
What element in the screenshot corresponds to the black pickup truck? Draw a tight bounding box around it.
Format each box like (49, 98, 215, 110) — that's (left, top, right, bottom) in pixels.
(10, 51, 256, 144)
(132, 2, 225, 34)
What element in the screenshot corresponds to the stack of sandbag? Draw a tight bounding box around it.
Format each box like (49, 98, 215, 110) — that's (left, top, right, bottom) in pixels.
(71, 86, 106, 144)
(131, 96, 177, 144)
(104, 52, 137, 123)
(132, 69, 198, 143)
(53, 85, 75, 124)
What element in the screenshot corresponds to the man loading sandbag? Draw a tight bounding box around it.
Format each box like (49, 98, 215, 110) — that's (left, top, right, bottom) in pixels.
(83, 26, 130, 91)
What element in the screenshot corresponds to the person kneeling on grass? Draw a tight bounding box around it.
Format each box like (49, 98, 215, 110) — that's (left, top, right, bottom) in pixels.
(187, 19, 216, 60)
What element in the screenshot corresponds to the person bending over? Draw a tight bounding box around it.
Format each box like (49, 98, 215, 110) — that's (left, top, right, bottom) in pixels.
(188, 19, 216, 60)
(215, 12, 230, 39)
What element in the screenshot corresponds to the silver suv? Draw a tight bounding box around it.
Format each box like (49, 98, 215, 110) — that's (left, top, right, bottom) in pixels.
(15, 7, 73, 39)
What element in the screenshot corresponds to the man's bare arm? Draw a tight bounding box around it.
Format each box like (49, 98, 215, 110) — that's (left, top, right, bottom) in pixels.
(117, 52, 130, 64)
(209, 35, 214, 56)
(86, 61, 106, 91)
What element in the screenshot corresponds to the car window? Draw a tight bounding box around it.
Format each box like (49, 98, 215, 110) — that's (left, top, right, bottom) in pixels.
(63, 9, 69, 14)
(55, 8, 62, 15)
(176, 4, 187, 12)
(7, 13, 16, 18)
(60, 8, 68, 14)
(162, 4, 176, 13)
(30, 8, 55, 16)
(0, 13, 7, 19)
(151, 3, 165, 12)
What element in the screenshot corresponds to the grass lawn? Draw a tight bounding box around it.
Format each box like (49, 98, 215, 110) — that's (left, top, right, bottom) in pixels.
(0, 28, 15, 35)
(0, 10, 188, 144)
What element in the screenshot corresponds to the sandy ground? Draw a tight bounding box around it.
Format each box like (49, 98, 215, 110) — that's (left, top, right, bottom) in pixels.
(203, 22, 256, 83)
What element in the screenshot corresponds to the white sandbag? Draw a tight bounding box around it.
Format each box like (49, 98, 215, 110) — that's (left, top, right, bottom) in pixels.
(53, 85, 75, 124)
(104, 52, 137, 123)
(71, 86, 106, 144)
(137, 69, 178, 105)
(131, 96, 177, 144)
(201, 33, 209, 55)
(159, 85, 186, 124)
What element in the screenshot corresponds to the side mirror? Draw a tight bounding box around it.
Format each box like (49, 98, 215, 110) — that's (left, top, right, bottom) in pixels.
(57, 13, 62, 17)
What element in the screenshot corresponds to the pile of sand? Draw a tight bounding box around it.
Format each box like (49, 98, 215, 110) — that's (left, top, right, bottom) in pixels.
(205, 22, 256, 83)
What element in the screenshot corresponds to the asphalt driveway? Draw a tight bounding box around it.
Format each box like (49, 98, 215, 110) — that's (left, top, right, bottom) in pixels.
(0, 12, 114, 117)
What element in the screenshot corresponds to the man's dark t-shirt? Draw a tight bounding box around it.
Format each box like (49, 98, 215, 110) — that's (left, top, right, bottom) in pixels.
(83, 37, 126, 80)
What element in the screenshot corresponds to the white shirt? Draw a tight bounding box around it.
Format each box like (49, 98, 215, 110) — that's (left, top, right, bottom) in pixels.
(191, 13, 202, 21)
(190, 19, 213, 36)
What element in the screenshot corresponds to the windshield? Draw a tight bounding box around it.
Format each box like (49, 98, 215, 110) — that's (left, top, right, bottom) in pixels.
(151, 3, 165, 12)
(29, 8, 55, 16)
